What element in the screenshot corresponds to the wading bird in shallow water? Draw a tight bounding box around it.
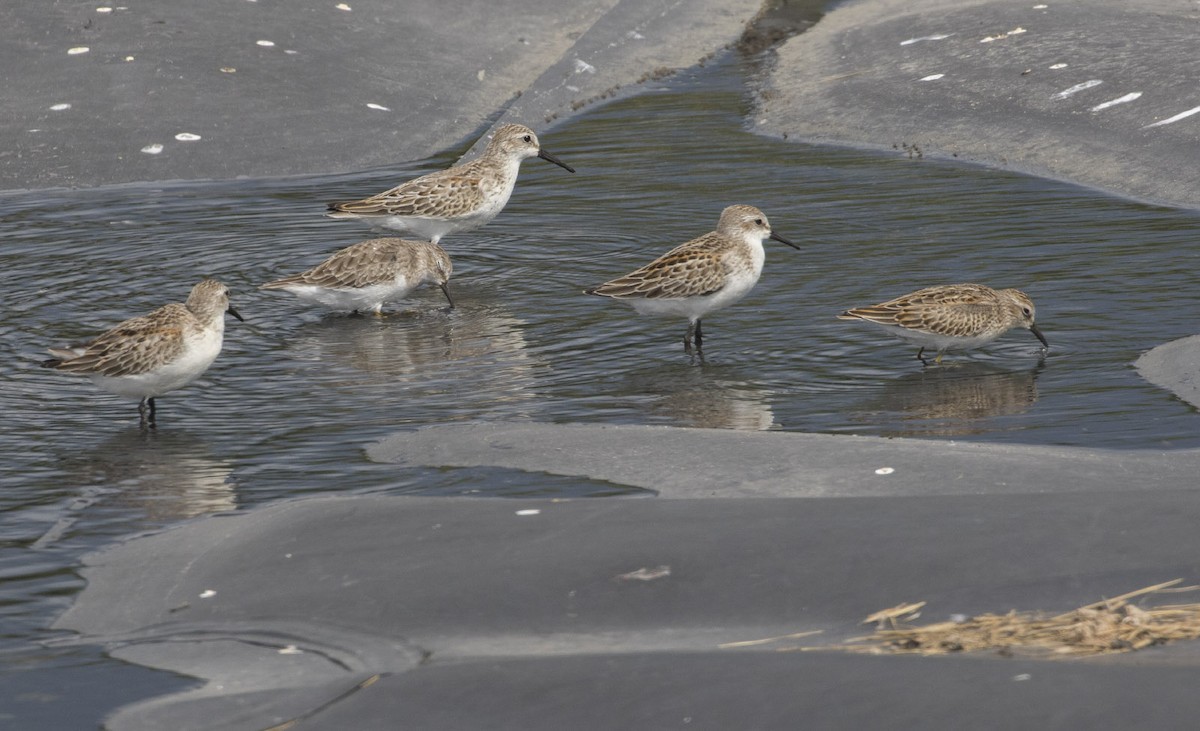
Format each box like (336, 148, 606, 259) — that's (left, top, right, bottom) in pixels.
(837, 283, 1049, 364)
(326, 123, 575, 243)
(42, 279, 243, 428)
(261, 238, 453, 315)
(584, 205, 799, 355)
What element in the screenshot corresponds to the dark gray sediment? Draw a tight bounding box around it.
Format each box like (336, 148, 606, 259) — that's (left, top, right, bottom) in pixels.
(55, 475, 1200, 729)
(753, 0, 1200, 208)
(1136, 335, 1200, 409)
(0, 0, 762, 190)
(367, 422, 1200, 498)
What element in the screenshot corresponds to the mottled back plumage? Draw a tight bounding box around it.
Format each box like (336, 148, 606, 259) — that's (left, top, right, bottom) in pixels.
(331, 171, 490, 220)
(262, 238, 451, 290)
(42, 279, 241, 426)
(45, 304, 191, 377)
(326, 124, 574, 242)
(585, 232, 735, 300)
(261, 238, 454, 313)
(585, 205, 798, 353)
(44, 279, 237, 378)
(838, 283, 1047, 361)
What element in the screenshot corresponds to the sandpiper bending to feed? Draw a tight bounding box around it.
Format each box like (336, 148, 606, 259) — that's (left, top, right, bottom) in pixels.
(585, 205, 799, 354)
(42, 279, 243, 428)
(261, 238, 453, 314)
(837, 283, 1049, 364)
(326, 123, 575, 243)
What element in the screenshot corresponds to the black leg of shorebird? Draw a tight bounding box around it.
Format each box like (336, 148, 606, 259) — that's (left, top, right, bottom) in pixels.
(694, 320, 704, 351)
(138, 397, 158, 429)
(683, 322, 695, 354)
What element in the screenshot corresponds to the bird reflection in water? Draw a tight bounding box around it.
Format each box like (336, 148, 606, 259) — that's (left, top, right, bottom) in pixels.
(623, 366, 776, 431)
(283, 305, 538, 415)
(34, 430, 236, 548)
(863, 361, 1042, 438)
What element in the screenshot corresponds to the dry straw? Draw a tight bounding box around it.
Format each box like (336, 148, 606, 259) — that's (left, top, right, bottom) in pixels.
(789, 580, 1200, 658)
(845, 579, 1200, 657)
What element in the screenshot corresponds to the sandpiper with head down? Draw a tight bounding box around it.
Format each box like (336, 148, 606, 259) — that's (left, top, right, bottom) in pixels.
(584, 205, 799, 354)
(326, 123, 574, 243)
(42, 279, 243, 428)
(837, 283, 1049, 364)
(261, 238, 453, 315)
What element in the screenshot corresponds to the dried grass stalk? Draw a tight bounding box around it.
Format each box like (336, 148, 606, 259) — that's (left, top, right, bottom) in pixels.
(827, 579, 1200, 657)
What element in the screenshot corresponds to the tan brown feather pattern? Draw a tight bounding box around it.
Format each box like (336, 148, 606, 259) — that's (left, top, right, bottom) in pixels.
(841, 284, 1012, 337)
(262, 239, 448, 290)
(326, 123, 572, 234)
(586, 234, 733, 300)
(838, 283, 1047, 363)
(330, 173, 488, 219)
(48, 306, 189, 377)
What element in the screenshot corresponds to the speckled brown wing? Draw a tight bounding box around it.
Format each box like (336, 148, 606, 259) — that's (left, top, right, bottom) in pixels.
(842, 284, 1002, 337)
(49, 306, 188, 377)
(330, 168, 487, 219)
(880, 284, 997, 308)
(587, 236, 731, 299)
(264, 240, 419, 289)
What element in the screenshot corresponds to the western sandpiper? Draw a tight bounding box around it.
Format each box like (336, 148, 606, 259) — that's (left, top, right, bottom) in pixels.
(42, 279, 243, 427)
(326, 123, 575, 242)
(260, 237, 453, 314)
(584, 205, 798, 354)
(837, 283, 1049, 364)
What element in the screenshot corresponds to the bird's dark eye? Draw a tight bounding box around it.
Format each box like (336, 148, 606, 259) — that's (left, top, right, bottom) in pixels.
(755, 218, 764, 226)
(523, 135, 532, 143)
(1022, 307, 1032, 317)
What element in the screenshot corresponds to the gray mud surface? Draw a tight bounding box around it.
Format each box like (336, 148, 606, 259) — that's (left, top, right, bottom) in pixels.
(755, 0, 1200, 208)
(1, 0, 761, 189)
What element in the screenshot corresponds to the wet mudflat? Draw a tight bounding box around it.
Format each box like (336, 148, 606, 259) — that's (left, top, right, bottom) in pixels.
(2, 56, 1199, 726)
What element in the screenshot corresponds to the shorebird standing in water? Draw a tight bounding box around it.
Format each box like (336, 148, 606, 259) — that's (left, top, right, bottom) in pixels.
(261, 238, 453, 315)
(42, 279, 243, 428)
(585, 205, 799, 354)
(326, 123, 575, 243)
(838, 283, 1049, 364)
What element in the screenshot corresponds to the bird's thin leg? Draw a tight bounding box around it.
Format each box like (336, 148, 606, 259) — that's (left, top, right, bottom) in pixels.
(440, 282, 455, 309)
(684, 322, 695, 354)
(694, 320, 704, 352)
(139, 397, 157, 429)
(148, 397, 157, 428)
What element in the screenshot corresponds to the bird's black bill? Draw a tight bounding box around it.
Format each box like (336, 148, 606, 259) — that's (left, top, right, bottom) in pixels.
(1030, 323, 1048, 349)
(440, 282, 455, 309)
(228, 306, 245, 322)
(538, 148, 575, 173)
(770, 231, 801, 250)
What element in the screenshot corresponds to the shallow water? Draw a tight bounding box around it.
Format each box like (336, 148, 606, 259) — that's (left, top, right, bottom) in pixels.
(3, 52, 1200, 724)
